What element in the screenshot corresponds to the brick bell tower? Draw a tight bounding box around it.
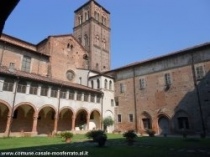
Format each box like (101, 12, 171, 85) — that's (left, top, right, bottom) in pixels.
(73, 0, 111, 72)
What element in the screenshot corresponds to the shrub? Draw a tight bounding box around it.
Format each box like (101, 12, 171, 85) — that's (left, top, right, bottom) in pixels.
(146, 129, 155, 137)
(86, 130, 105, 141)
(60, 131, 73, 139)
(123, 130, 137, 141)
(86, 130, 107, 147)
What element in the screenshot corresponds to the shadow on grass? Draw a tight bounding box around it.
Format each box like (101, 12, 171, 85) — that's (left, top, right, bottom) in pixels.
(1, 136, 210, 157)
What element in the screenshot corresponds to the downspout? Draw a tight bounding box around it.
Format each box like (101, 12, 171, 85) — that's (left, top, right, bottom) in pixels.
(55, 85, 62, 134)
(7, 77, 19, 137)
(101, 92, 104, 130)
(191, 52, 206, 136)
(132, 67, 138, 132)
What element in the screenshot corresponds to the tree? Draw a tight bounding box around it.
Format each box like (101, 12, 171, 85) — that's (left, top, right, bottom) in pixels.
(103, 116, 114, 132)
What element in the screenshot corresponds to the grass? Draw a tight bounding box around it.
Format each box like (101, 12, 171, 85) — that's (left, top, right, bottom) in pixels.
(0, 134, 210, 157)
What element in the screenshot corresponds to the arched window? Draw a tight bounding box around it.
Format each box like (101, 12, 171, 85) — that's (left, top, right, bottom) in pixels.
(67, 43, 73, 51)
(85, 11, 89, 21)
(84, 34, 88, 47)
(109, 80, 112, 90)
(94, 11, 99, 21)
(78, 16, 82, 25)
(97, 79, 100, 89)
(104, 79, 108, 89)
(95, 35, 99, 45)
(102, 39, 106, 49)
(91, 80, 94, 89)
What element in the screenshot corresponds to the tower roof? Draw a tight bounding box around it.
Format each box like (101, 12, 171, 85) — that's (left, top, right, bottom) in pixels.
(74, 0, 110, 14)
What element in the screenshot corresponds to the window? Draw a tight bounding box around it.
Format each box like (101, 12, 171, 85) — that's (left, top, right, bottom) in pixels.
(96, 95, 101, 103)
(94, 11, 99, 21)
(30, 83, 38, 95)
(84, 35, 88, 47)
(97, 79, 100, 89)
(21, 56, 31, 72)
(111, 99, 114, 107)
(17, 81, 27, 93)
(164, 73, 171, 86)
(104, 79, 108, 89)
(102, 39, 106, 49)
(178, 117, 189, 129)
(69, 90, 74, 100)
(9, 62, 15, 70)
(41, 85, 48, 96)
(85, 11, 89, 21)
(91, 94, 95, 103)
(142, 118, 152, 129)
(67, 44, 73, 52)
(91, 80, 94, 89)
(115, 97, 119, 106)
(117, 114, 122, 123)
(129, 114, 134, 122)
(84, 92, 89, 102)
(102, 16, 106, 25)
(77, 91, 82, 101)
(60, 89, 67, 99)
(95, 35, 99, 45)
(3, 78, 14, 91)
(109, 81, 112, 90)
(120, 83, 125, 93)
(51, 87, 58, 98)
(195, 66, 204, 80)
(78, 16, 82, 25)
(139, 78, 145, 90)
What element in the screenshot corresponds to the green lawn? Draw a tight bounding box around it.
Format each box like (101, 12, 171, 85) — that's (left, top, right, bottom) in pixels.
(0, 134, 210, 157)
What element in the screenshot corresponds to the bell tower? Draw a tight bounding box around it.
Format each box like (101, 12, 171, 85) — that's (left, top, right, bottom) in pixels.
(73, 0, 111, 72)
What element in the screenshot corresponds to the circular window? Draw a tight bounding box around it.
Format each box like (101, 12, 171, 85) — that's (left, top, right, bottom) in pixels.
(66, 70, 75, 81)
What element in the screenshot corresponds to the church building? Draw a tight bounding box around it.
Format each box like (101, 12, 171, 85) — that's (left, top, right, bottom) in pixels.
(0, 0, 210, 137)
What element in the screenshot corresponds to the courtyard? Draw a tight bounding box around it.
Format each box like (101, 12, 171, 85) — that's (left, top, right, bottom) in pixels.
(0, 134, 210, 157)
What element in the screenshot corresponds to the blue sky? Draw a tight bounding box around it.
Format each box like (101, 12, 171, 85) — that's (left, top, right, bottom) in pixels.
(3, 0, 210, 69)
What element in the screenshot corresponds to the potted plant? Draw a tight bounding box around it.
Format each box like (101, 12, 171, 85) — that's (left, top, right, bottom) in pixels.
(123, 130, 137, 145)
(146, 129, 155, 137)
(60, 131, 73, 143)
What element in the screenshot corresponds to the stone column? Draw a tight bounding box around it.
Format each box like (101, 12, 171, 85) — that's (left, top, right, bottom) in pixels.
(53, 113, 58, 135)
(5, 115, 12, 136)
(32, 112, 38, 135)
(86, 113, 90, 131)
(99, 117, 102, 130)
(71, 115, 76, 131)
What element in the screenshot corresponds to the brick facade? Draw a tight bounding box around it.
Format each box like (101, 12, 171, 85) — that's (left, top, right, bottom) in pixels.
(107, 45, 210, 135)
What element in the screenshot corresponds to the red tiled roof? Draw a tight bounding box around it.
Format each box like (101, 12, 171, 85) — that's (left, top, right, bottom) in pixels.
(0, 33, 50, 57)
(108, 42, 210, 72)
(0, 66, 101, 94)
